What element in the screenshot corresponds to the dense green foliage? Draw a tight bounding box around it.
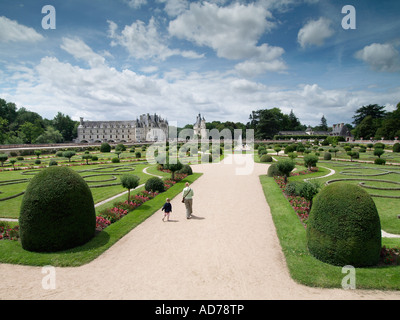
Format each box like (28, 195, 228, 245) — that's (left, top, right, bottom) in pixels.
(306, 183, 382, 267)
(0, 98, 78, 144)
(276, 159, 295, 183)
(100, 142, 111, 152)
(19, 166, 96, 252)
(120, 174, 140, 201)
(145, 177, 165, 193)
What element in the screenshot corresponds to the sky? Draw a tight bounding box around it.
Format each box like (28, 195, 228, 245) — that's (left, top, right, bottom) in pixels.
(0, 0, 399, 128)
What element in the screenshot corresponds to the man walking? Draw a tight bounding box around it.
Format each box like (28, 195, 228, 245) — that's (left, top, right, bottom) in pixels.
(182, 182, 194, 219)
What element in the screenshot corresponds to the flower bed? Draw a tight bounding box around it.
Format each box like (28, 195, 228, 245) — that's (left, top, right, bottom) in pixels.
(1, 173, 189, 239)
(273, 169, 400, 266)
(95, 174, 187, 232)
(274, 175, 310, 227)
(0, 223, 19, 241)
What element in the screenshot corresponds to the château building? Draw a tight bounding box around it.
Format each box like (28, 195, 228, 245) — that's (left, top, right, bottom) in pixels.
(193, 113, 207, 140)
(76, 113, 168, 143)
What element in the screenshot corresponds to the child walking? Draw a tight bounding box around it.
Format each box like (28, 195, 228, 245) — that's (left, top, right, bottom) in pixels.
(161, 198, 172, 221)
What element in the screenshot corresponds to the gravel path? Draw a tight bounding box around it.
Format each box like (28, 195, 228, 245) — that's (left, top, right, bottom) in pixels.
(0, 154, 399, 299)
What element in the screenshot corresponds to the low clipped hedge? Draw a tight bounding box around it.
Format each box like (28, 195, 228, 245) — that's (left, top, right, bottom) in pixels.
(306, 183, 382, 267)
(19, 166, 96, 252)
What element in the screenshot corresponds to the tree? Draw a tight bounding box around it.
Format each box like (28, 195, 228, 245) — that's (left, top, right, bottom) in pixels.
(164, 160, 183, 180)
(304, 154, 318, 170)
(120, 174, 140, 201)
(276, 159, 295, 183)
(274, 146, 281, 155)
(82, 154, 92, 165)
(352, 104, 386, 126)
(0, 99, 17, 126)
(18, 121, 44, 143)
(373, 148, 384, 158)
(0, 117, 8, 144)
(318, 115, 328, 131)
(35, 126, 64, 144)
(63, 151, 76, 162)
(352, 115, 381, 140)
(0, 153, 8, 166)
(52, 112, 78, 142)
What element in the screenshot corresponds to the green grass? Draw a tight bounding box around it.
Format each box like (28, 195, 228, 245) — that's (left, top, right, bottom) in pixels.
(260, 173, 400, 290)
(0, 162, 160, 218)
(0, 173, 202, 267)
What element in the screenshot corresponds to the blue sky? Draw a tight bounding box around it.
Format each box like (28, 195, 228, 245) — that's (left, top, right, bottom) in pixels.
(0, 0, 399, 128)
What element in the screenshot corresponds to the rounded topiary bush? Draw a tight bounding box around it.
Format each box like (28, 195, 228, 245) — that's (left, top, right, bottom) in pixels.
(306, 183, 381, 267)
(145, 177, 165, 193)
(323, 152, 331, 160)
(267, 163, 281, 177)
(179, 164, 193, 175)
(100, 142, 111, 153)
(260, 154, 273, 162)
(19, 166, 96, 252)
(393, 143, 400, 153)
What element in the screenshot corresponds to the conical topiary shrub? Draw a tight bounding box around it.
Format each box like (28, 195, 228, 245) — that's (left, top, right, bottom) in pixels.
(306, 183, 381, 267)
(19, 166, 96, 252)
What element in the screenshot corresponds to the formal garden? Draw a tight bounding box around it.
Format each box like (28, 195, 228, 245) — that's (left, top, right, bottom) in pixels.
(0, 142, 209, 266)
(256, 140, 400, 290)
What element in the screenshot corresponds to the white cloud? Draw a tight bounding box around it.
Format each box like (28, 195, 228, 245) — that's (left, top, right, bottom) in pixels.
(168, 1, 286, 76)
(297, 17, 334, 48)
(355, 43, 400, 73)
(107, 17, 203, 61)
(169, 2, 275, 60)
(124, 0, 147, 9)
(60, 37, 106, 68)
(4, 49, 399, 128)
(159, 0, 189, 17)
(0, 16, 44, 43)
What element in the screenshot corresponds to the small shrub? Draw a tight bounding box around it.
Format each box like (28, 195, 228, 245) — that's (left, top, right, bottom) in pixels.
(179, 164, 193, 175)
(145, 177, 165, 193)
(135, 151, 141, 158)
(120, 174, 140, 201)
(115, 143, 126, 152)
(323, 152, 331, 160)
(260, 154, 273, 162)
(111, 157, 120, 163)
(393, 143, 400, 153)
(276, 159, 295, 183)
(34, 159, 41, 165)
(48, 159, 57, 166)
(303, 154, 318, 171)
(374, 158, 386, 165)
(100, 142, 111, 153)
(267, 163, 282, 177)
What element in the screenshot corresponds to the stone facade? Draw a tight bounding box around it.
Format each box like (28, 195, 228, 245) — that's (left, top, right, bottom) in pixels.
(76, 113, 168, 143)
(193, 113, 207, 139)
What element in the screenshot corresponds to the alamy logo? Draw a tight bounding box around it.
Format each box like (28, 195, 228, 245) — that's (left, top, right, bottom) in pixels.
(41, 5, 56, 30)
(342, 5, 356, 30)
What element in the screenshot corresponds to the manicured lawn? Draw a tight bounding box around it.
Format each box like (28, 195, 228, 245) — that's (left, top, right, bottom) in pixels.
(0, 162, 161, 218)
(0, 173, 201, 266)
(260, 173, 400, 290)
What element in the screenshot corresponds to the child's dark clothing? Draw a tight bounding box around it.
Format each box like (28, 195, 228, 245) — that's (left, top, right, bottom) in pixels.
(162, 202, 172, 213)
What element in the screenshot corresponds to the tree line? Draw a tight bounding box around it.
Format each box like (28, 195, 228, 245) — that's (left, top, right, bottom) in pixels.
(247, 103, 400, 140)
(2, 97, 399, 144)
(0, 98, 78, 144)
